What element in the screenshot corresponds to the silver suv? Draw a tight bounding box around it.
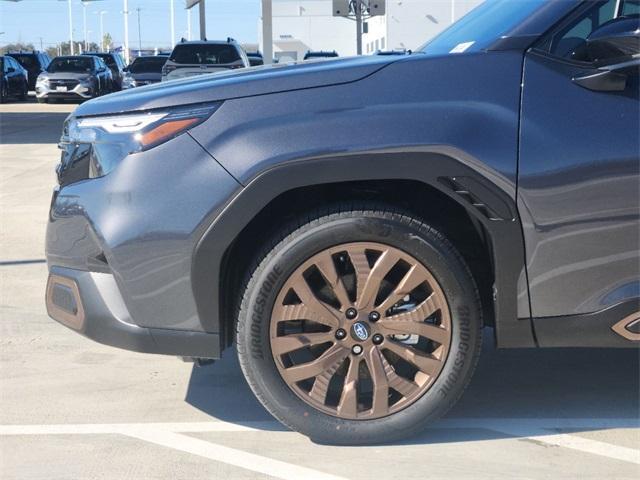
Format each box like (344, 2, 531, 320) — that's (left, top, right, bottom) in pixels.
(161, 38, 249, 82)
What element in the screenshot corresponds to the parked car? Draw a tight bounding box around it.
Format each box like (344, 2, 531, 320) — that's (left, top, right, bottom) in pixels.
(122, 54, 169, 89)
(161, 38, 250, 81)
(0, 56, 29, 102)
(35, 55, 112, 103)
(246, 52, 264, 66)
(46, 0, 639, 445)
(7, 50, 51, 90)
(303, 50, 339, 60)
(82, 52, 127, 91)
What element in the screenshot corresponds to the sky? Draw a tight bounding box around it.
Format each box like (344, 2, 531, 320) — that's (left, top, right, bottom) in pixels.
(0, 0, 262, 50)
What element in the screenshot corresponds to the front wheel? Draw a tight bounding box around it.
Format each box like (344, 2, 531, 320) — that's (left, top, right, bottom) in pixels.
(236, 206, 482, 445)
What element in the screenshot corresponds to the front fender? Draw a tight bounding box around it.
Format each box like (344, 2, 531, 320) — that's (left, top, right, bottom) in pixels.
(192, 148, 536, 350)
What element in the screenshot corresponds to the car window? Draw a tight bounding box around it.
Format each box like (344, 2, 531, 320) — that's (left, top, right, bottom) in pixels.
(622, 0, 640, 14)
(169, 44, 242, 65)
(9, 54, 35, 68)
(48, 57, 94, 73)
(537, 0, 636, 61)
(129, 56, 168, 73)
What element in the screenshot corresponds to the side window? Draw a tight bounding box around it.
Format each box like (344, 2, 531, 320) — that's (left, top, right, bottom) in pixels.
(537, 0, 620, 61)
(622, 0, 640, 15)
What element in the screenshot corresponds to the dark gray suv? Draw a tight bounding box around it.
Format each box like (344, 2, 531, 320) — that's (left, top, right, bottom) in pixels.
(46, 0, 640, 445)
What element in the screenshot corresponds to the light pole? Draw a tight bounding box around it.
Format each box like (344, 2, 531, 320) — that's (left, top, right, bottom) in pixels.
(66, 0, 74, 55)
(136, 7, 142, 55)
(187, 8, 192, 41)
(170, 0, 176, 47)
(123, 0, 130, 63)
(95, 10, 107, 52)
(261, 0, 272, 64)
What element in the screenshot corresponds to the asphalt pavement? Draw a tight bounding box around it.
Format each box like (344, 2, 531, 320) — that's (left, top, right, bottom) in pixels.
(1, 99, 639, 479)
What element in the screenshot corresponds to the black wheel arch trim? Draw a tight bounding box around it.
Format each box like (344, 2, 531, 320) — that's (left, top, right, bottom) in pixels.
(191, 147, 537, 354)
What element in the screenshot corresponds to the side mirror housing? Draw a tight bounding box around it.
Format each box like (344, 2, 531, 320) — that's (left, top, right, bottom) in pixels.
(572, 17, 639, 92)
(585, 17, 640, 67)
(7, 67, 15, 73)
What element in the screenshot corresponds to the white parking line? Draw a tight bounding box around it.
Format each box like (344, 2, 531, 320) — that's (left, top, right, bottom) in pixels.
(1, 418, 638, 471)
(127, 428, 350, 480)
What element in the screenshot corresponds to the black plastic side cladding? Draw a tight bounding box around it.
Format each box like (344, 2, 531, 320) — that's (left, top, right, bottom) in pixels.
(191, 150, 536, 353)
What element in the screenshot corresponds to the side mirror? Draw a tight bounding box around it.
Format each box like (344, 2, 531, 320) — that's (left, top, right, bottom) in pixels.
(7, 67, 15, 73)
(572, 17, 639, 92)
(585, 17, 640, 67)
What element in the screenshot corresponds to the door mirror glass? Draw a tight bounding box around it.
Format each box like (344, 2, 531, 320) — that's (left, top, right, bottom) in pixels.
(585, 17, 640, 66)
(7, 67, 15, 73)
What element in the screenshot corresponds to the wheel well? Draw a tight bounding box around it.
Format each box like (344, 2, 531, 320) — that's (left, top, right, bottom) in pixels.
(219, 180, 496, 348)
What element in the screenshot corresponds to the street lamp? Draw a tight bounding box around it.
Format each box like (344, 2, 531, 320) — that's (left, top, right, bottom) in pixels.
(95, 10, 108, 52)
(81, 1, 104, 53)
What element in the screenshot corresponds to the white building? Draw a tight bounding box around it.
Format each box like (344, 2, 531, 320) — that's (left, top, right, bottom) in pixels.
(259, 0, 483, 63)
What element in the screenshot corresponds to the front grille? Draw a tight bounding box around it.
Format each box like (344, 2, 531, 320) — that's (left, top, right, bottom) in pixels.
(50, 79, 79, 89)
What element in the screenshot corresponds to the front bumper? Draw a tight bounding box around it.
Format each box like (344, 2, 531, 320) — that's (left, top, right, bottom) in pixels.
(45, 133, 240, 358)
(36, 82, 94, 99)
(46, 266, 220, 357)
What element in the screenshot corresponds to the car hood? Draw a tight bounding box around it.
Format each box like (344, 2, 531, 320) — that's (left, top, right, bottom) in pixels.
(73, 55, 400, 117)
(41, 72, 94, 81)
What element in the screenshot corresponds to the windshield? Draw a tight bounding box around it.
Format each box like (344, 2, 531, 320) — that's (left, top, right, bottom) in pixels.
(169, 44, 241, 65)
(129, 56, 168, 73)
(48, 57, 93, 73)
(419, 0, 549, 55)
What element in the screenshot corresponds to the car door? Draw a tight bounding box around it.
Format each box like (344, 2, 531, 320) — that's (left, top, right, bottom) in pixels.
(6, 58, 19, 94)
(518, 0, 640, 339)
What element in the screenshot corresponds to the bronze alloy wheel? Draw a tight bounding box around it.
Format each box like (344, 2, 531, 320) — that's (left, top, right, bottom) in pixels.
(269, 242, 452, 420)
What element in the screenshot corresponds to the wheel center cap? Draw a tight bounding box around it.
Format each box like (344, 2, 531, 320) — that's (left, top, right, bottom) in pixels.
(351, 322, 370, 341)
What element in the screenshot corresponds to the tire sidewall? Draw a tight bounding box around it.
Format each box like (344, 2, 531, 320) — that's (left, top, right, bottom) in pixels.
(238, 212, 481, 444)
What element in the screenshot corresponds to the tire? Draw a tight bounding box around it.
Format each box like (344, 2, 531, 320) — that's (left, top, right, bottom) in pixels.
(36, 97, 48, 104)
(236, 205, 482, 445)
(0, 82, 7, 104)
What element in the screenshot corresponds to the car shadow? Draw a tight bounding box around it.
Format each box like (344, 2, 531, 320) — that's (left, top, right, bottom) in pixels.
(185, 330, 640, 442)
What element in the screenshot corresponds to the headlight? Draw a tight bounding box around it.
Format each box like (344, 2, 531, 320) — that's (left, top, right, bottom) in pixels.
(62, 102, 221, 178)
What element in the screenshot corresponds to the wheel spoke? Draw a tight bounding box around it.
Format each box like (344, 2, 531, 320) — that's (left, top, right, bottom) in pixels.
(337, 358, 360, 417)
(309, 355, 347, 404)
(365, 347, 390, 417)
(384, 341, 440, 376)
(281, 344, 348, 383)
(376, 264, 427, 313)
(288, 273, 341, 328)
(314, 252, 352, 310)
(271, 331, 335, 355)
(380, 354, 420, 398)
(350, 248, 400, 309)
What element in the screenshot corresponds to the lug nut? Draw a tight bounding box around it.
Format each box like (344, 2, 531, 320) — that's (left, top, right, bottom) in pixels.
(351, 344, 363, 355)
(345, 308, 358, 320)
(335, 328, 347, 340)
(369, 311, 380, 322)
(372, 333, 384, 345)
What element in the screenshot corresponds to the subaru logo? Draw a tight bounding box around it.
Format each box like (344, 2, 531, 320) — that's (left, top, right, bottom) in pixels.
(352, 322, 369, 341)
